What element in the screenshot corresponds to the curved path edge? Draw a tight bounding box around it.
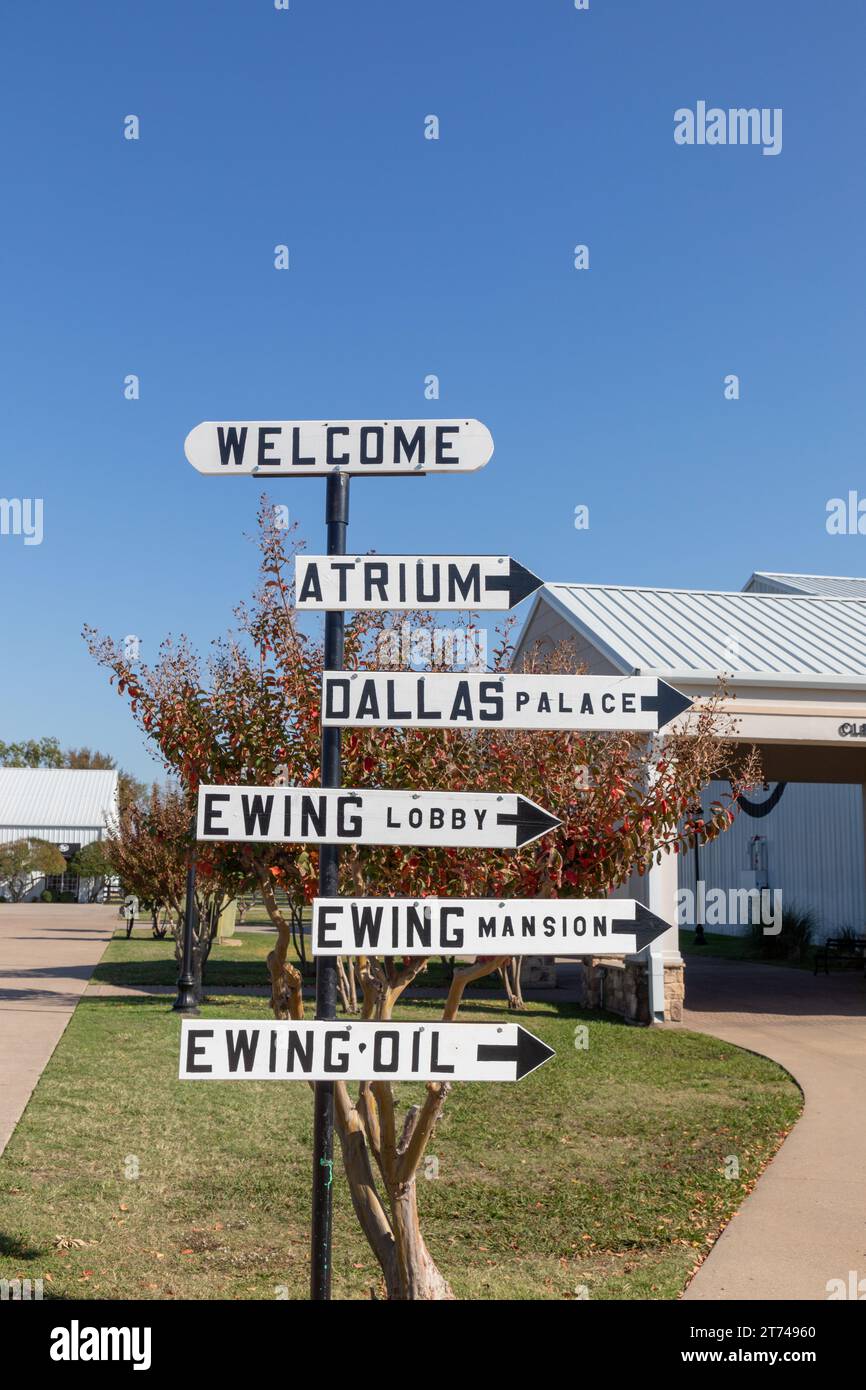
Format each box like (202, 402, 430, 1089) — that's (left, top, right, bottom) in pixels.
(678, 955, 866, 1301)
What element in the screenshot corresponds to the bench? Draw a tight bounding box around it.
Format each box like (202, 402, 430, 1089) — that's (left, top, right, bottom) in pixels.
(814, 936, 866, 975)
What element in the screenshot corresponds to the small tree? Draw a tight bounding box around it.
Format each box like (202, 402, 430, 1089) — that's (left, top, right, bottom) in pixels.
(105, 785, 247, 995)
(0, 838, 67, 901)
(68, 840, 114, 903)
(85, 499, 761, 1299)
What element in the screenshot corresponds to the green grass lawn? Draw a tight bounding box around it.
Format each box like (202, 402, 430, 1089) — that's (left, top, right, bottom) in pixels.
(91, 930, 293, 988)
(0, 993, 801, 1301)
(680, 929, 815, 970)
(92, 929, 489, 991)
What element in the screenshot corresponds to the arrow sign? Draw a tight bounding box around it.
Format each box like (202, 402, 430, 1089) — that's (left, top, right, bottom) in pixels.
(311, 898, 670, 957)
(179, 1019, 554, 1083)
(196, 785, 560, 849)
(294, 555, 542, 611)
(321, 672, 693, 732)
(184, 420, 493, 476)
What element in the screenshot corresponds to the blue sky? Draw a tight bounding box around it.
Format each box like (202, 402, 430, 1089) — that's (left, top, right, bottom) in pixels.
(2, 1, 864, 780)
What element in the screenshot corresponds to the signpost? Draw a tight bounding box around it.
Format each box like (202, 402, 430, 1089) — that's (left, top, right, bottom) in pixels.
(187, 414, 496, 1303)
(294, 554, 542, 611)
(309, 469, 347, 1302)
(311, 898, 670, 957)
(180, 1019, 554, 1083)
(184, 419, 494, 476)
(186, 403, 679, 1303)
(196, 784, 561, 849)
(321, 671, 693, 731)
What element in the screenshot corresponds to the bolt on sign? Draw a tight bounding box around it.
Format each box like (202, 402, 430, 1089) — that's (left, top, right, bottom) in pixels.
(184, 420, 494, 475)
(294, 555, 542, 611)
(179, 1019, 554, 1083)
(310, 898, 670, 957)
(197, 785, 561, 849)
(321, 671, 693, 732)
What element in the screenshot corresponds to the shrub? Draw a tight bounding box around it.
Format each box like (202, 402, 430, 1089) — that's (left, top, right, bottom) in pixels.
(40, 890, 54, 903)
(751, 902, 816, 962)
(58, 891, 76, 904)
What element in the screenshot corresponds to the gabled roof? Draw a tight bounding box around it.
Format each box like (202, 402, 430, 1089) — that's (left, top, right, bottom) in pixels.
(520, 583, 866, 688)
(744, 572, 866, 598)
(0, 768, 119, 829)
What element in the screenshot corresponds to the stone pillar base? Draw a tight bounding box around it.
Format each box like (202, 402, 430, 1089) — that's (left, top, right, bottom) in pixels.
(577, 957, 685, 1025)
(664, 960, 685, 1022)
(522, 956, 557, 988)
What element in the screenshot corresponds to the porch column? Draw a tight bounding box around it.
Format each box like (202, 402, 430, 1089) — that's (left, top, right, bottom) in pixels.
(645, 847, 682, 1022)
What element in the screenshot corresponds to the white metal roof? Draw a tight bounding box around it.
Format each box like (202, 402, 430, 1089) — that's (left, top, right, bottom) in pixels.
(530, 583, 866, 688)
(744, 572, 866, 598)
(0, 768, 119, 829)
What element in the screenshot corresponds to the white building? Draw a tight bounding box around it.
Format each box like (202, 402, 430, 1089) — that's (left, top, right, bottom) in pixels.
(0, 768, 119, 901)
(514, 572, 866, 1022)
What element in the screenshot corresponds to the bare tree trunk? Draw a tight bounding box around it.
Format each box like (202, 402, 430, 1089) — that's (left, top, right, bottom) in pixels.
(258, 869, 304, 1019)
(334, 1083, 400, 1297)
(258, 885, 505, 1300)
(390, 1180, 454, 1300)
(500, 957, 525, 1010)
(336, 957, 359, 1014)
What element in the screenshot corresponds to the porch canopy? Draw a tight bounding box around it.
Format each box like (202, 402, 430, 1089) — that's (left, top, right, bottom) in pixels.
(514, 582, 866, 782)
(513, 582, 866, 1018)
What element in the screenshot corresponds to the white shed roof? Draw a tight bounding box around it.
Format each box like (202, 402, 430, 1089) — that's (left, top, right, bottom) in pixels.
(529, 583, 866, 688)
(744, 572, 866, 598)
(0, 768, 119, 830)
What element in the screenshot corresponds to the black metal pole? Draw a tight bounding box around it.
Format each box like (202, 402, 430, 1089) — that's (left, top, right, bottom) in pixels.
(173, 816, 200, 1014)
(310, 471, 349, 1301)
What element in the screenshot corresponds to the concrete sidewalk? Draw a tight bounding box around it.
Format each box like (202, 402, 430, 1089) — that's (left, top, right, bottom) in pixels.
(0, 902, 117, 1156)
(680, 955, 866, 1301)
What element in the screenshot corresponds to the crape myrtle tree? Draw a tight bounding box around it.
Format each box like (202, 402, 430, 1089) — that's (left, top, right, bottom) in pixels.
(104, 784, 245, 991)
(0, 838, 67, 902)
(67, 840, 114, 903)
(84, 499, 760, 1300)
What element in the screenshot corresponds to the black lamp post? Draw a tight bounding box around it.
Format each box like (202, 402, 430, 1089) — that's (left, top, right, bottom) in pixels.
(173, 817, 200, 1015)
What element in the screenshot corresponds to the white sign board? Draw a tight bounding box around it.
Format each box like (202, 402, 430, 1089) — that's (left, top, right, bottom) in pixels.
(179, 1019, 554, 1082)
(197, 785, 560, 849)
(184, 420, 493, 476)
(294, 555, 542, 611)
(322, 672, 692, 732)
(311, 898, 669, 957)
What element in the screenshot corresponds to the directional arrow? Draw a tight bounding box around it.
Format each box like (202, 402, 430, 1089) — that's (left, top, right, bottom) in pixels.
(196, 785, 560, 849)
(484, 558, 544, 608)
(179, 1019, 555, 1083)
(610, 903, 673, 953)
(322, 672, 694, 732)
(496, 797, 561, 848)
(311, 897, 672, 957)
(476, 1028, 555, 1080)
(294, 555, 543, 611)
(639, 681, 694, 728)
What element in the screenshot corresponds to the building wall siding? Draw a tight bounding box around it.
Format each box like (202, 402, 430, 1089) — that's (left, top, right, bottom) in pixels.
(678, 781, 865, 939)
(0, 826, 106, 847)
(515, 607, 622, 673)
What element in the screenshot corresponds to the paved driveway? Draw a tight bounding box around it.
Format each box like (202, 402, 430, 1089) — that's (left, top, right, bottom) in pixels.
(0, 902, 117, 1156)
(681, 955, 866, 1301)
